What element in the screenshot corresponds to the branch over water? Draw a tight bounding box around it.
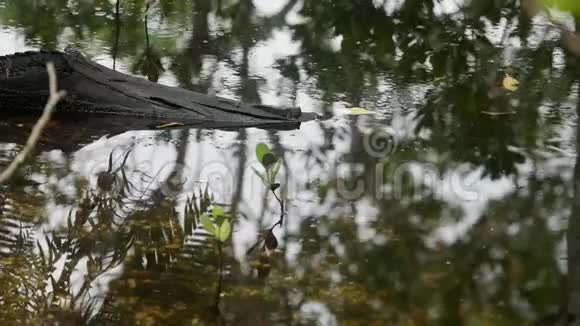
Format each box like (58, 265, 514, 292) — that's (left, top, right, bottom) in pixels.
(0, 62, 66, 184)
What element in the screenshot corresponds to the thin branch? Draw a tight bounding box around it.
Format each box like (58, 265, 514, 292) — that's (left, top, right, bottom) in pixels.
(0, 62, 67, 184)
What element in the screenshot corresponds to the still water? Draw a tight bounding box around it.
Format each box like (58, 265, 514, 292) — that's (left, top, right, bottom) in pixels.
(1, 0, 579, 324)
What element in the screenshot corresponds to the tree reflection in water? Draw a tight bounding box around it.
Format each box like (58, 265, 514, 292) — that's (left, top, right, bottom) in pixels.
(1, 0, 580, 324)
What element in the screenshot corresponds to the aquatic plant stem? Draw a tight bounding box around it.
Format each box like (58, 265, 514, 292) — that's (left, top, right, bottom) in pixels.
(244, 189, 285, 255)
(271, 189, 284, 228)
(214, 240, 224, 313)
(0, 63, 66, 184)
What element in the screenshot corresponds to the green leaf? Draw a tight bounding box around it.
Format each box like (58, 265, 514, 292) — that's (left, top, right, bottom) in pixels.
(218, 220, 231, 242)
(271, 159, 282, 179)
(213, 205, 225, 218)
(262, 152, 277, 168)
(252, 167, 268, 186)
(545, 0, 580, 16)
(200, 214, 216, 235)
(256, 143, 270, 163)
(270, 183, 280, 191)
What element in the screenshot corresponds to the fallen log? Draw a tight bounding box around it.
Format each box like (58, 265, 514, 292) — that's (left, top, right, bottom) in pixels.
(0, 50, 318, 131)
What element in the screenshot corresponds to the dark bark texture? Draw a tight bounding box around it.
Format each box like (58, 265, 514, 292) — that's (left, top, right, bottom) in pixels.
(0, 50, 317, 131)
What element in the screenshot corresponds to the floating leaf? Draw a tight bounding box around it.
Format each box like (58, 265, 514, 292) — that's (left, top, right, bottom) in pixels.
(256, 143, 270, 163)
(156, 122, 185, 129)
(200, 214, 216, 235)
(345, 107, 377, 116)
(481, 111, 516, 116)
(217, 220, 231, 242)
(502, 74, 519, 91)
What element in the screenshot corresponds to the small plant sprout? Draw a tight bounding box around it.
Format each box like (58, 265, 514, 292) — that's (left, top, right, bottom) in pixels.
(245, 143, 285, 274)
(253, 143, 282, 191)
(200, 205, 232, 242)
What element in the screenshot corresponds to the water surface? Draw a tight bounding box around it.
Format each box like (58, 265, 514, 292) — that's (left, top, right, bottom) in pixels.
(1, 0, 579, 324)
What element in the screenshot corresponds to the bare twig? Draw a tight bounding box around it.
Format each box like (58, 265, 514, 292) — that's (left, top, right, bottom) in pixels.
(0, 62, 66, 184)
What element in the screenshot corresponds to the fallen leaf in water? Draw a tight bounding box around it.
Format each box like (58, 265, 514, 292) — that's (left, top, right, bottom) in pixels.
(481, 111, 516, 116)
(502, 74, 520, 91)
(345, 107, 377, 116)
(156, 122, 185, 129)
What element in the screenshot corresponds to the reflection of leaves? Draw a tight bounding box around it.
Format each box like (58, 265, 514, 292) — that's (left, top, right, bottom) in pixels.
(183, 189, 212, 235)
(131, 47, 165, 82)
(414, 72, 529, 179)
(257, 253, 272, 280)
(97, 172, 116, 192)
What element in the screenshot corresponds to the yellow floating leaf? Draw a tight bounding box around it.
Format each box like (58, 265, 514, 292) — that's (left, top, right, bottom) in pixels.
(345, 107, 377, 116)
(502, 74, 520, 91)
(481, 111, 516, 116)
(156, 122, 185, 129)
